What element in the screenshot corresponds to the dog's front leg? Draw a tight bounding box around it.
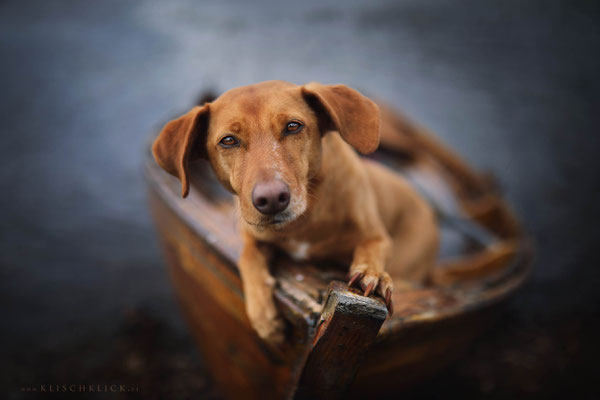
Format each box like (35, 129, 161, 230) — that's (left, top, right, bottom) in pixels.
(238, 232, 285, 344)
(348, 233, 395, 314)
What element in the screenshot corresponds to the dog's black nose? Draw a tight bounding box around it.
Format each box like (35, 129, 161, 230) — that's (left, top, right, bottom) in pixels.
(252, 180, 290, 215)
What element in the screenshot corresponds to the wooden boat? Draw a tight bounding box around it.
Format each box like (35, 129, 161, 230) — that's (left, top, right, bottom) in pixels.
(144, 105, 532, 399)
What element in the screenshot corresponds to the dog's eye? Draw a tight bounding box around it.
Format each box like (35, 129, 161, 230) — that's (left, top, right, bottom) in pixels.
(219, 135, 239, 148)
(284, 121, 303, 135)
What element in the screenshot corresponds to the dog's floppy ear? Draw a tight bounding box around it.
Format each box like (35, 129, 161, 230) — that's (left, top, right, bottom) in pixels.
(301, 82, 380, 154)
(152, 104, 209, 198)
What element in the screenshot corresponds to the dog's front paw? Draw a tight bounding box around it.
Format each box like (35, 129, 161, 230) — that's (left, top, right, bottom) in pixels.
(250, 312, 286, 344)
(246, 297, 286, 345)
(348, 264, 394, 315)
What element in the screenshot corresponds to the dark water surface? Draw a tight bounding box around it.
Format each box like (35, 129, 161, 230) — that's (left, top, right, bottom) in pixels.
(1, 0, 599, 398)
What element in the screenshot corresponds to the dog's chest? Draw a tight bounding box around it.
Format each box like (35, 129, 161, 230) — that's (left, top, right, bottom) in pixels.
(275, 223, 361, 263)
(282, 239, 312, 261)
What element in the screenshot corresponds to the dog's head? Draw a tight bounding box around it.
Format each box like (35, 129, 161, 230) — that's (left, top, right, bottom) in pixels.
(153, 81, 380, 229)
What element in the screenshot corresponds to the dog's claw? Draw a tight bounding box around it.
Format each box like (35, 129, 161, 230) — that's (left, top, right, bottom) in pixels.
(348, 272, 363, 288)
(348, 267, 394, 316)
(385, 288, 394, 316)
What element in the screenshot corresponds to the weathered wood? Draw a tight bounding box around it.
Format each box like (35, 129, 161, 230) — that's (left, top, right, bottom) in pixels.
(294, 281, 388, 399)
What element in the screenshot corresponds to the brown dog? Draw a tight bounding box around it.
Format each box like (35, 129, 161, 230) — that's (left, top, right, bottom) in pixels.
(153, 81, 438, 344)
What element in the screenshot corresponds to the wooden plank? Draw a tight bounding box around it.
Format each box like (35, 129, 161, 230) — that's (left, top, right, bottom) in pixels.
(294, 281, 388, 399)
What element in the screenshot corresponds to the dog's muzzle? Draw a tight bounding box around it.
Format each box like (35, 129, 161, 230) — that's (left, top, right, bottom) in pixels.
(251, 179, 290, 215)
